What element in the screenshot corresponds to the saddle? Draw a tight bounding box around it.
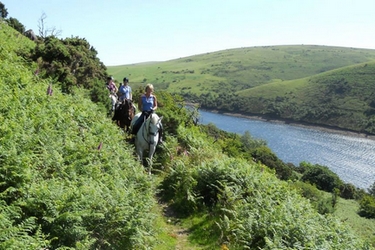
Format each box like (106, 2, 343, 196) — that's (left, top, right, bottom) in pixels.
(131, 110, 153, 135)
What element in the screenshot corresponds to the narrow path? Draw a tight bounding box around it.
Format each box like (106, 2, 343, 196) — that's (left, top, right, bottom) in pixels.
(159, 201, 200, 250)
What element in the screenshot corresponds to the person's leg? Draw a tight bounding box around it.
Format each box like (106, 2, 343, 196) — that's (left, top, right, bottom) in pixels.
(159, 123, 164, 143)
(131, 114, 144, 135)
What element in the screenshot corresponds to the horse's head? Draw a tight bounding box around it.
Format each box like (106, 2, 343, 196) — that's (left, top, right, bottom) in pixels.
(134, 113, 163, 165)
(123, 99, 134, 120)
(112, 99, 135, 131)
(146, 113, 163, 145)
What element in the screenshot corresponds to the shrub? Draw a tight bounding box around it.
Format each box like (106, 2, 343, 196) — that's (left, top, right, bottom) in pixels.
(289, 181, 336, 214)
(159, 160, 198, 216)
(300, 162, 343, 192)
(340, 183, 358, 199)
(251, 146, 294, 180)
(368, 181, 375, 197)
(359, 194, 375, 218)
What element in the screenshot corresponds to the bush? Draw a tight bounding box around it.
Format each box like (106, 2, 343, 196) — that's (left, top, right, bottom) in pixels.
(289, 181, 336, 214)
(368, 181, 375, 197)
(359, 195, 375, 218)
(251, 146, 294, 180)
(0, 25, 158, 248)
(300, 162, 343, 192)
(340, 183, 358, 199)
(159, 160, 198, 216)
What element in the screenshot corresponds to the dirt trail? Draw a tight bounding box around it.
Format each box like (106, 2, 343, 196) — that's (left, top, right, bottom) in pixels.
(161, 202, 197, 250)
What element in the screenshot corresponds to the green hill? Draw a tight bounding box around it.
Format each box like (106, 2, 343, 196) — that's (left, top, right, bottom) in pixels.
(237, 61, 375, 132)
(2, 19, 375, 249)
(0, 22, 157, 249)
(108, 45, 375, 134)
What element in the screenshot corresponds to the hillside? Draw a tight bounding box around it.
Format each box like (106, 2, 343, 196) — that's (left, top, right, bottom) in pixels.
(2, 20, 375, 249)
(236, 61, 375, 133)
(0, 22, 158, 249)
(108, 45, 375, 134)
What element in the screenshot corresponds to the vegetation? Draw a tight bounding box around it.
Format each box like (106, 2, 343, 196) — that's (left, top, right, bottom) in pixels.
(0, 22, 158, 249)
(108, 45, 375, 134)
(1, 4, 375, 248)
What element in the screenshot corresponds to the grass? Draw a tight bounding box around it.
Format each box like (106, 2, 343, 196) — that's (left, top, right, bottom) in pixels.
(150, 203, 178, 250)
(180, 214, 226, 250)
(3, 20, 375, 248)
(335, 198, 375, 246)
(151, 201, 210, 250)
(108, 45, 375, 94)
(108, 44, 375, 248)
(108, 45, 375, 134)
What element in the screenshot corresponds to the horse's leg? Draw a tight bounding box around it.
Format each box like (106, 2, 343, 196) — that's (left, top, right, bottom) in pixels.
(136, 146, 143, 163)
(146, 142, 158, 175)
(145, 157, 152, 175)
(148, 145, 156, 159)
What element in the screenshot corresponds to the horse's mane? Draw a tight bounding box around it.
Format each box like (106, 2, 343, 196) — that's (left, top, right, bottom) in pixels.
(123, 99, 131, 108)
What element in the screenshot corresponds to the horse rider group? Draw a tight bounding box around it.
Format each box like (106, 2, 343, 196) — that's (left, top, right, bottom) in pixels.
(106, 76, 163, 143)
(106, 76, 132, 109)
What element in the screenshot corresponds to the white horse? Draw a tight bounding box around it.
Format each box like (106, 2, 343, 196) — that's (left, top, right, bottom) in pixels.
(131, 112, 163, 169)
(109, 94, 117, 113)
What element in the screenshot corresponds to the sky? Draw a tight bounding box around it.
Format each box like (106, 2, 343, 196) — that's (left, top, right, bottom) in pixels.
(3, 0, 375, 66)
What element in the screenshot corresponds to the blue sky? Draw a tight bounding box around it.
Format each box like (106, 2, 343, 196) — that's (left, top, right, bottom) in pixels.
(3, 0, 375, 66)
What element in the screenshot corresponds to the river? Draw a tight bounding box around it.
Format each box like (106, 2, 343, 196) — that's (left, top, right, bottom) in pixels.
(198, 110, 375, 190)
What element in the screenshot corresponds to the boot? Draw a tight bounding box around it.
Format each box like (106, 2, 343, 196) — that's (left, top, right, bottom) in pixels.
(129, 136, 135, 143)
(159, 127, 164, 144)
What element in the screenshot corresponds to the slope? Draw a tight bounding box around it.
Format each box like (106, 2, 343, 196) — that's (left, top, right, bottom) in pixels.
(0, 22, 158, 249)
(236, 61, 375, 133)
(2, 21, 375, 249)
(108, 45, 375, 94)
(108, 45, 375, 133)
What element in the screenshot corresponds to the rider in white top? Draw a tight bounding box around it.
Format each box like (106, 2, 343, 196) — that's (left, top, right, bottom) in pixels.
(106, 76, 118, 112)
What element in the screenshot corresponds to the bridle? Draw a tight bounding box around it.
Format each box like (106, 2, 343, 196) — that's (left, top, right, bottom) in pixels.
(141, 115, 160, 145)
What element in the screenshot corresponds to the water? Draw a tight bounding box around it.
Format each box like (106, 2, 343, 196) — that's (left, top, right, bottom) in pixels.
(199, 110, 375, 189)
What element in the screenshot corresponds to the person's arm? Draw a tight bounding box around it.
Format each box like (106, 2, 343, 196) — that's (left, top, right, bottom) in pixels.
(152, 95, 158, 110)
(129, 88, 132, 100)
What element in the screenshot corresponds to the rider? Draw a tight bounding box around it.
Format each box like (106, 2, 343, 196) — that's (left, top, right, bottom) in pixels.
(106, 76, 118, 95)
(106, 76, 118, 112)
(131, 83, 163, 143)
(118, 77, 132, 102)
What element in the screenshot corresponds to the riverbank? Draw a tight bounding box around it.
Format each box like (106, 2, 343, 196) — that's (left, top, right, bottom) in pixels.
(198, 108, 375, 189)
(202, 109, 375, 140)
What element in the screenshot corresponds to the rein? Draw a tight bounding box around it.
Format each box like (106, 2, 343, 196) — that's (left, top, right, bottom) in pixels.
(141, 117, 160, 145)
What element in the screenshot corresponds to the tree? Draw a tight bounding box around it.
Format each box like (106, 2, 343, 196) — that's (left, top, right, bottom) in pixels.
(31, 36, 107, 102)
(241, 131, 266, 151)
(368, 181, 375, 197)
(6, 17, 25, 33)
(300, 163, 343, 192)
(38, 12, 61, 38)
(251, 146, 294, 180)
(0, 1, 8, 18)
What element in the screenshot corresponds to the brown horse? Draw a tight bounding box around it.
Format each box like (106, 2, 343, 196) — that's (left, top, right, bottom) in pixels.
(112, 99, 135, 131)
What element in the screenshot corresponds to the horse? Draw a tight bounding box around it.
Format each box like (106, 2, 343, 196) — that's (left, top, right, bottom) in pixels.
(109, 93, 118, 115)
(131, 112, 163, 171)
(112, 99, 135, 131)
